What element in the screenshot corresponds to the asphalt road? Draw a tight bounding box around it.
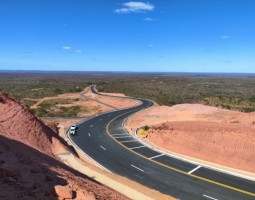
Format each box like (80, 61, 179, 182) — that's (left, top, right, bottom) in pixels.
(70, 86, 255, 200)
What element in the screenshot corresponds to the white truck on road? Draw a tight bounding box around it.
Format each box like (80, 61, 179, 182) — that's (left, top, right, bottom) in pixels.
(69, 124, 76, 135)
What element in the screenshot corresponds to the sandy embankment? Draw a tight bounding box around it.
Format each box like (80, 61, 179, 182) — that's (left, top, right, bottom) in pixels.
(125, 104, 255, 174)
(99, 92, 127, 97)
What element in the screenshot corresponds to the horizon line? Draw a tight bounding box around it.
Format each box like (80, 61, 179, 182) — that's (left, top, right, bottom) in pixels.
(1, 69, 255, 75)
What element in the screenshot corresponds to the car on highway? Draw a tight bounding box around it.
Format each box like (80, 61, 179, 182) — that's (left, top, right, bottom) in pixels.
(69, 124, 76, 135)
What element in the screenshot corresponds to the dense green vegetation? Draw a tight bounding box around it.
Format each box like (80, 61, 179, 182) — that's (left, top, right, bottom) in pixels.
(96, 74, 255, 112)
(2, 72, 255, 112)
(0, 72, 88, 99)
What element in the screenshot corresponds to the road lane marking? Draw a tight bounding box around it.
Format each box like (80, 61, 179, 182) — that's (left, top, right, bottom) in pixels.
(114, 136, 132, 139)
(121, 140, 137, 143)
(88, 133, 91, 137)
(90, 124, 93, 128)
(130, 146, 146, 150)
(131, 164, 144, 172)
(112, 133, 127, 136)
(202, 194, 218, 200)
(67, 130, 111, 173)
(106, 110, 255, 197)
(100, 145, 106, 150)
(188, 165, 201, 174)
(149, 154, 164, 160)
(80, 87, 255, 195)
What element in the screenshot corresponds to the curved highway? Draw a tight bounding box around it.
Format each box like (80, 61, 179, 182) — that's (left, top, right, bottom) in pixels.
(69, 86, 255, 200)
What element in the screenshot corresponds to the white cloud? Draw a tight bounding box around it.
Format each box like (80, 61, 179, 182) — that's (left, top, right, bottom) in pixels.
(74, 50, 83, 53)
(221, 35, 231, 39)
(62, 46, 71, 50)
(143, 17, 157, 21)
(148, 44, 154, 47)
(115, 2, 154, 14)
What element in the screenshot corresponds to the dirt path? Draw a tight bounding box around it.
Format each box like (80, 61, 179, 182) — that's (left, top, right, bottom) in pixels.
(80, 90, 119, 110)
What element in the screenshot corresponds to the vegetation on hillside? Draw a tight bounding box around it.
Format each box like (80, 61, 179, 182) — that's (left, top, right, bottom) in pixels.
(31, 99, 88, 117)
(2, 72, 255, 112)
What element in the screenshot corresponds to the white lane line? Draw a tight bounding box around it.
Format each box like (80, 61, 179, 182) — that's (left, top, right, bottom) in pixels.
(114, 136, 132, 139)
(112, 133, 127, 136)
(121, 140, 137, 143)
(90, 124, 93, 128)
(149, 154, 164, 160)
(188, 165, 201, 174)
(202, 194, 218, 200)
(67, 130, 111, 173)
(100, 145, 106, 151)
(131, 164, 144, 172)
(130, 146, 146, 150)
(88, 133, 91, 137)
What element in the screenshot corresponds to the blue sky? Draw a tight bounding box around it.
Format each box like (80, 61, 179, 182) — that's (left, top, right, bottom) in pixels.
(0, 0, 255, 72)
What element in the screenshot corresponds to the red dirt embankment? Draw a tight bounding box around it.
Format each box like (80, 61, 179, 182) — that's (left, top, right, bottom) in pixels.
(0, 92, 127, 200)
(126, 104, 255, 173)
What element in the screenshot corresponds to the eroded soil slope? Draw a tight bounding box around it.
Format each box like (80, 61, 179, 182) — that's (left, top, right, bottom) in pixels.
(0, 92, 127, 200)
(126, 104, 255, 173)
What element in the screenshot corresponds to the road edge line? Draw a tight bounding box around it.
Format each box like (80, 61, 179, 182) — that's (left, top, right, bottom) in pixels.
(107, 111, 255, 197)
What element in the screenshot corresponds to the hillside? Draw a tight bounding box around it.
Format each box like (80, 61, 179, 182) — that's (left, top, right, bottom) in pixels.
(0, 92, 127, 200)
(126, 104, 255, 173)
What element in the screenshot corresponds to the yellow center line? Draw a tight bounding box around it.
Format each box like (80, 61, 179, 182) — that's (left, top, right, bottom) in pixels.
(106, 109, 255, 197)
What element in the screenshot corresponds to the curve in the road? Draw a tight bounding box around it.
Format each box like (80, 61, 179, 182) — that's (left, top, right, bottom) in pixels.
(69, 86, 255, 200)
(106, 112, 255, 197)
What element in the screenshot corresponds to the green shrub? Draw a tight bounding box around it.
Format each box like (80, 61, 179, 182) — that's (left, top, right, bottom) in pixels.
(143, 125, 150, 131)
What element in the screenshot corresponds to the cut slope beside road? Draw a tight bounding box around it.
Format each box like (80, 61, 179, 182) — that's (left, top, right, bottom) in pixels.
(125, 104, 255, 174)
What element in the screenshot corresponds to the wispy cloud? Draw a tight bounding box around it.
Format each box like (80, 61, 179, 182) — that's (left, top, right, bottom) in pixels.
(62, 46, 71, 50)
(115, 2, 154, 14)
(148, 44, 154, 47)
(221, 35, 231, 39)
(143, 17, 157, 21)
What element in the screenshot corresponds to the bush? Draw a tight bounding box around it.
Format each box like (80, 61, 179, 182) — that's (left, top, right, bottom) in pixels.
(143, 125, 150, 131)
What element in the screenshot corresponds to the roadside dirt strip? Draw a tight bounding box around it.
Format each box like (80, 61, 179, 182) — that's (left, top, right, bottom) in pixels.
(56, 153, 159, 200)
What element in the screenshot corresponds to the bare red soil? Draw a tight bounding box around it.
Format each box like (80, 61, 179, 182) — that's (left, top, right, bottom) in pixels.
(148, 121, 255, 173)
(126, 104, 255, 173)
(0, 92, 127, 200)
